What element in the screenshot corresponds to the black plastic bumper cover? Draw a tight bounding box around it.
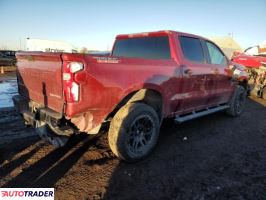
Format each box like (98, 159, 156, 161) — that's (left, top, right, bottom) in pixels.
(12, 95, 62, 127)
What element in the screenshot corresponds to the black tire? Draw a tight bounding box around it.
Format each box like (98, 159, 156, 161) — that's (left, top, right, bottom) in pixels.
(226, 85, 247, 117)
(108, 103, 160, 162)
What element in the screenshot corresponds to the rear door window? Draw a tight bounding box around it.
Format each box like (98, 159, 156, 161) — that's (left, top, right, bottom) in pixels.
(112, 36, 171, 59)
(179, 36, 205, 63)
(205, 41, 227, 65)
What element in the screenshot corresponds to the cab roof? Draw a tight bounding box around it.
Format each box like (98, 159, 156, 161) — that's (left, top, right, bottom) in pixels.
(116, 30, 209, 41)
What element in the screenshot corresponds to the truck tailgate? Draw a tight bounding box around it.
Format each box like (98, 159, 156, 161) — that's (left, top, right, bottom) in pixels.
(16, 52, 64, 113)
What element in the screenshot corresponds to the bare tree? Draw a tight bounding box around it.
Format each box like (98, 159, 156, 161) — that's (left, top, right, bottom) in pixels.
(80, 47, 88, 54)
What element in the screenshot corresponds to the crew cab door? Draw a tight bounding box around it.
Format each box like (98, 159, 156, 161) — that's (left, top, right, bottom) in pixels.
(175, 35, 216, 113)
(202, 40, 234, 104)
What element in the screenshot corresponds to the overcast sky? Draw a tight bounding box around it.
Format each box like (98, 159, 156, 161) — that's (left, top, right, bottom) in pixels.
(0, 0, 265, 51)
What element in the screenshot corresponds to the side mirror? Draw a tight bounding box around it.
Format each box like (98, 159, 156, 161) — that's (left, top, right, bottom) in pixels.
(233, 50, 242, 57)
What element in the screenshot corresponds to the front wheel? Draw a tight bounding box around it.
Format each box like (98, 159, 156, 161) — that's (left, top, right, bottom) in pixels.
(226, 85, 247, 117)
(108, 103, 160, 162)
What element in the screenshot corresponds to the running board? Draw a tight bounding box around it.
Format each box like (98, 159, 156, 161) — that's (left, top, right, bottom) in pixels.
(175, 105, 229, 123)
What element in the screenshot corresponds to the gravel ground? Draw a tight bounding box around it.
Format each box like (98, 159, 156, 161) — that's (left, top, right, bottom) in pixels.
(0, 98, 266, 200)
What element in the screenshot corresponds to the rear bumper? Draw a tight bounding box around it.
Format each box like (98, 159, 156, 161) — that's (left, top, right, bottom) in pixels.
(12, 95, 102, 135)
(12, 95, 62, 127)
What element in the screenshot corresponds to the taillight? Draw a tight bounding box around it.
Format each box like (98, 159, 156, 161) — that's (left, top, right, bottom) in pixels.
(63, 62, 84, 102)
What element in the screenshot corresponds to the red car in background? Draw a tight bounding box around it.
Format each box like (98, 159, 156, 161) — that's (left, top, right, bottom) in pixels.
(232, 46, 266, 99)
(232, 46, 266, 69)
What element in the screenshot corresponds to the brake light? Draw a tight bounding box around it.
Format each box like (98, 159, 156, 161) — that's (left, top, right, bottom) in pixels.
(63, 62, 84, 102)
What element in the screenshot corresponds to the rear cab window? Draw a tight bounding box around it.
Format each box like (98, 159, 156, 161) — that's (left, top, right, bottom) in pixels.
(179, 36, 205, 63)
(112, 36, 171, 60)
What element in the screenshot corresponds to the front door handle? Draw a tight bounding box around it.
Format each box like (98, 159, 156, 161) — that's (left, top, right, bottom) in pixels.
(184, 69, 191, 74)
(181, 64, 192, 76)
(184, 68, 192, 76)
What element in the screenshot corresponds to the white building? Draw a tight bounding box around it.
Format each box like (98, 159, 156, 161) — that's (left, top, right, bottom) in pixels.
(26, 38, 78, 53)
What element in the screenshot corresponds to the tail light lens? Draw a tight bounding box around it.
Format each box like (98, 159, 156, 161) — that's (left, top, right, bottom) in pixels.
(63, 62, 83, 102)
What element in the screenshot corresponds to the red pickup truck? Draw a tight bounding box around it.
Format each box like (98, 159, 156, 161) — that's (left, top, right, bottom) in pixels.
(13, 30, 248, 162)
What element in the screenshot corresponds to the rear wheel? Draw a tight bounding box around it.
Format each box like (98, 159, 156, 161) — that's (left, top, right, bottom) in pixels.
(108, 103, 160, 162)
(226, 85, 247, 117)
